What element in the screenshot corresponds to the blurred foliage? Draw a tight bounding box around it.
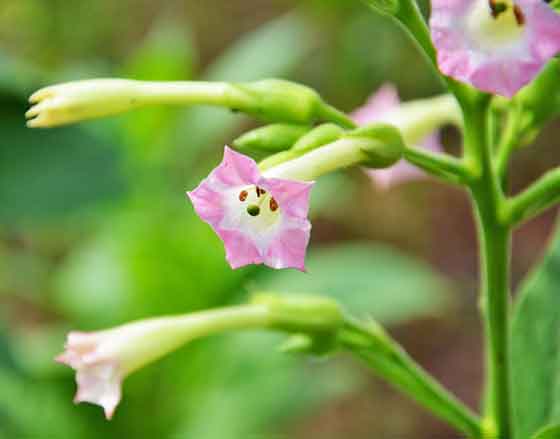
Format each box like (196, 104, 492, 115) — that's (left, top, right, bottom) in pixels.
(512, 221, 560, 439)
(0, 1, 454, 438)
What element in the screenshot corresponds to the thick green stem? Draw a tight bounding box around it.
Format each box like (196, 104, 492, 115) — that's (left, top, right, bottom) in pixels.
(465, 96, 512, 438)
(340, 319, 483, 438)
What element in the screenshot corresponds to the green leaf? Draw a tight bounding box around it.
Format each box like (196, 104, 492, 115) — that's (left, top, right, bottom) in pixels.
(533, 425, 560, 439)
(0, 99, 127, 225)
(253, 242, 452, 324)
(512, 223, 560, 439)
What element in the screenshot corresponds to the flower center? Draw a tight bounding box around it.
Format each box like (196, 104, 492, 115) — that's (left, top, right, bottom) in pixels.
(236, 186, 281, 230)
(466, 0, 525, 50)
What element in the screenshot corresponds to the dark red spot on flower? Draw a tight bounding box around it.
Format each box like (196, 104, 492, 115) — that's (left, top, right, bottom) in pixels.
(513, 5, 525, 25)
(256, 187, 266, 197)
(239, 190, 248, 202)
(269, 198, 278, 212)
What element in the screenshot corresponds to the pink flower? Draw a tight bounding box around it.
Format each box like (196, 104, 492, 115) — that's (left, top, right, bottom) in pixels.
(430, 0, 560, 97)
(352, 84, 442, 189)
(187, 147, 313, 271)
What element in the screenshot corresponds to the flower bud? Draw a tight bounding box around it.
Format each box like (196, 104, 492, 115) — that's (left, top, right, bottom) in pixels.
(291, 123, 344, 153)
(233, 124, 310, 154)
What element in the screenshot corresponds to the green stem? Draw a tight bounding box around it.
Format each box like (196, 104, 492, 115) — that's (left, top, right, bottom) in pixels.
(505, 167, 560, 226)
(403, 145, 472, 184)
(340, 319, 483, 438)
(465, 96, 512, 438)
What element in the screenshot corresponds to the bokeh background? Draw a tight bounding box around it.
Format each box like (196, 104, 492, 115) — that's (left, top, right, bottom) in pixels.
(1, 1, 558, 438)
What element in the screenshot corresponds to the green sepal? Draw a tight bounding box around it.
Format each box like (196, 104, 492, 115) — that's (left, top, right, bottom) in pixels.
(233, 124, 310, 154)
(345, 123, 405, 168)
(232, 79, 324, 124)
(291, 123, 344, 153)
(251, 292, 344, 334)
(258, 123, 345, 170)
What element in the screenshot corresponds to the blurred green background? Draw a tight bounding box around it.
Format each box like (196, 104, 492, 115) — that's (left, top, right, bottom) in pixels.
(1, 1, 558, 438)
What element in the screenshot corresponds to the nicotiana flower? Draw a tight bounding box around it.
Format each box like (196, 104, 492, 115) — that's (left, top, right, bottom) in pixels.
(187, 147, 313, 271)
(55, 305, 273, 419)
(430, 0, 560, 97)
(352, 84, 442, 189)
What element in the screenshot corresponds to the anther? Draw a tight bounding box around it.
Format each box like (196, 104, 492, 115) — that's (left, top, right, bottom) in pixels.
(269, 198, 279, 212)
(247, 205, 260, 216)
(513, 5, 525, 25)
(239, 190, 248, 202)
(256, 187, 266, 197)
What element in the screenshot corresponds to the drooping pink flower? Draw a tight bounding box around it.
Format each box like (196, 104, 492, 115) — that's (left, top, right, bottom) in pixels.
(56, 305, 275, 419)
(188, 147, 313, 271)
(352, 84, 442, 189)
(430, 0, 560, 97)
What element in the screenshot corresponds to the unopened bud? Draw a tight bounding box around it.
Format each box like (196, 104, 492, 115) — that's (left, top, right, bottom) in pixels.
(292, 123, 344, 152)
(233, 124, 310, 154)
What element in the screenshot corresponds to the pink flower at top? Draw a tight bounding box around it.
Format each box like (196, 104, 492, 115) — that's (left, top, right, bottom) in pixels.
(352, 84, 442, 189)
(188, 147, 313, 271)
(430, 0, 560, 97)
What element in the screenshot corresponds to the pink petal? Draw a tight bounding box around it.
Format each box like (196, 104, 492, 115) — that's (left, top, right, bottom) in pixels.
(430, 0, 560, 97)
(73, 362, 122, 420)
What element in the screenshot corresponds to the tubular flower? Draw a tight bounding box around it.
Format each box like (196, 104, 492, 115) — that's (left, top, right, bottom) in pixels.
(187, 147, 313, 271)
(352, 84, 442, 189)
(430, 0, 560, 97)
(55, 305, 272, 419)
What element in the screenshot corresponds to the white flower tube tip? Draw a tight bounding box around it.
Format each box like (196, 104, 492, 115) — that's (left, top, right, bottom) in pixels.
(26, 79, 148, 128)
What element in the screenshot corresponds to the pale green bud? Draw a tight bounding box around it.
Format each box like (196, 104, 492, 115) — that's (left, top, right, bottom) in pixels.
(291, 123, 344, 152)
(233, 124, 310, 154)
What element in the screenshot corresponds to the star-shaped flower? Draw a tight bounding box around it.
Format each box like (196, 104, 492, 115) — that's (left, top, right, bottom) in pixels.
(188, 147, 313, 271)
